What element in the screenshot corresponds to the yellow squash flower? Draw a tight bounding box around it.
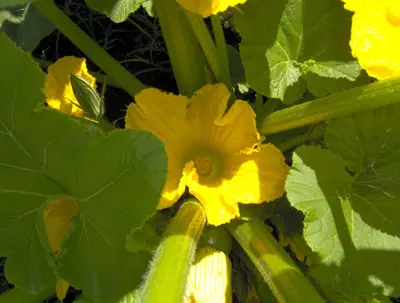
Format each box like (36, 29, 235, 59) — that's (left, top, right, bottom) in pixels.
(43, 197, 79, 300)
(177, 0, 247, 18)
(45, 56, 96, 116)
(125, 84, 288, 226)
(343, 0, 400, 79)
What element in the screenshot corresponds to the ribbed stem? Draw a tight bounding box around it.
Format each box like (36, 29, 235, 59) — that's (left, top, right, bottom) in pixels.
(210, 15, 231, 89)
(33, 0, 146, 97)
(153, 0, 206, 96)
(261, 77, 400, 135)
(226, 220, 325, 303)
(140, 200, 206, 303)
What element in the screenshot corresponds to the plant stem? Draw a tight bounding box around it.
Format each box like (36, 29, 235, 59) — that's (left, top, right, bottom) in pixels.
(33, 0, 146, 97)
(140, 200, 206, 303)
(226, 220, 325, 303)
(153, 0, 206, 96)
(261, 77, 400, 135)
(210, 15, 231, 89)
(0, 286, 54, 303)
(185, 12, 220, 82)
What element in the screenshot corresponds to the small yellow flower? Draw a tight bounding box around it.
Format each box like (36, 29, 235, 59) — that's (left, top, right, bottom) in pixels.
(45, 56, 96, 116)
(184, 247, 232, 303)
(125, 84, 288, 226)
(177, 0, 247, 18)
(342, 0, 400, 79)
(43, 197, 78, 300)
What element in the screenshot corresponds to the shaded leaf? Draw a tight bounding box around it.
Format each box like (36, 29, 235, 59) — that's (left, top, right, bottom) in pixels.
(286, 146, 400, 298)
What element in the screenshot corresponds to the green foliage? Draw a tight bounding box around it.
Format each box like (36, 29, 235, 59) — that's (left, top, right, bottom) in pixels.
(0, 33, 167, 301)
(235, 0, 367, 103)
(85, 0, 153, 23)
(286, 145, 400, 299)
(0, 0, 27, 9)
(2, 4, 54, 52)
(326, 105, 400, 236)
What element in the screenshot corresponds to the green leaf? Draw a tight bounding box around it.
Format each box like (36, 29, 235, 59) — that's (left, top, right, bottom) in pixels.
(0, 32, 167, 301)
(3, 4, 54, 52)
(0, 4, 27, 27)
(84, 0, 152, 23)
(235, 0, 364, 104)
(0, 0, 27, 9)
(286, 146, 400, 298)
(126, 211, 170, 254)
(325, 104, 400, 237)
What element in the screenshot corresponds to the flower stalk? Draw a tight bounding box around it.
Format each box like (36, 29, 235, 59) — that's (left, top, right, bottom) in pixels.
(140, 200, 206, 303)
(153, 0, 207, 96)
(210, 15, 231, 89)
(261, 77, 400, 135)
(33, 0, 146, 97)
(226, 219, 325, 303)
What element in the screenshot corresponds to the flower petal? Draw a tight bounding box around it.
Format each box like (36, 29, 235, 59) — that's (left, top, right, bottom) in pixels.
(188, 84, 230, 135)
(184, 161, 240, 226)
(43, 197, 78, 253)
(214, 100, 260, 155)
(177, 0, 247, 18)
(221, 144, 289, 204)
(45, 56, 96, 116)
(345, 0, 400, 79)
(125, 88, 192, 209)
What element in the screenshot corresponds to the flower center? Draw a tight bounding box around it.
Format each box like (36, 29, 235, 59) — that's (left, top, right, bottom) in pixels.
(386, 4, 400, 26)
(194, 155, 213, 177)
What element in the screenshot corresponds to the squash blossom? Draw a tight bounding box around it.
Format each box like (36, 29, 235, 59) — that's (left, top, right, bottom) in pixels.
(177, 0, 247, 18)
(125, 84, 289, 226)
(342, 0, 400, 80)
(43, 197, 78, 300)
(45, 56, 96, 116)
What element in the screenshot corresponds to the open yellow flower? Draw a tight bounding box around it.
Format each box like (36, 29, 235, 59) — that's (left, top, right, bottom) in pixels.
(45, 56, 96, 116)
(43, 197, 78, 300)
(342, 0, 400, 79)
(177, 0, 247, 18)
(125, 84, 288, 226)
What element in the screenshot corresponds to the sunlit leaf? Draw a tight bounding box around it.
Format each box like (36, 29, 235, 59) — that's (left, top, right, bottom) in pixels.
(235, 0, 365, 103)
(0, 32, 167, 300)
(85, 0, 153, 23)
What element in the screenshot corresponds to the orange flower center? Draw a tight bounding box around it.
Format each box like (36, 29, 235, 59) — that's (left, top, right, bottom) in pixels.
(194, 155, 213, 176)
(386, 4, 400, 26)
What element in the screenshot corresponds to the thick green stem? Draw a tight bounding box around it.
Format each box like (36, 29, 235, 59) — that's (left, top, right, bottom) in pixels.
(140, 200, 206, 303)
(33, 0, 146, 97)
(0, 286, 54, 303)
(261, 77, 400, 135)
(154, 0, 206, 96)
(185, 12, 220, 82)
(226, 220, 325, 303)
(210, 15, 231, 89)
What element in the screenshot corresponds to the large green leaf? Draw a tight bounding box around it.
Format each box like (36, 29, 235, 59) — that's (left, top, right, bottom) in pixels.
(0, 33, 167, 301)
(325, 104, 400, 237)
(85, 0, 153, 23)
(286, 146, 400, 299)
(235, 0, 364, 103)
(0, 0, 27, 9)
(3, 4, 54, 52)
